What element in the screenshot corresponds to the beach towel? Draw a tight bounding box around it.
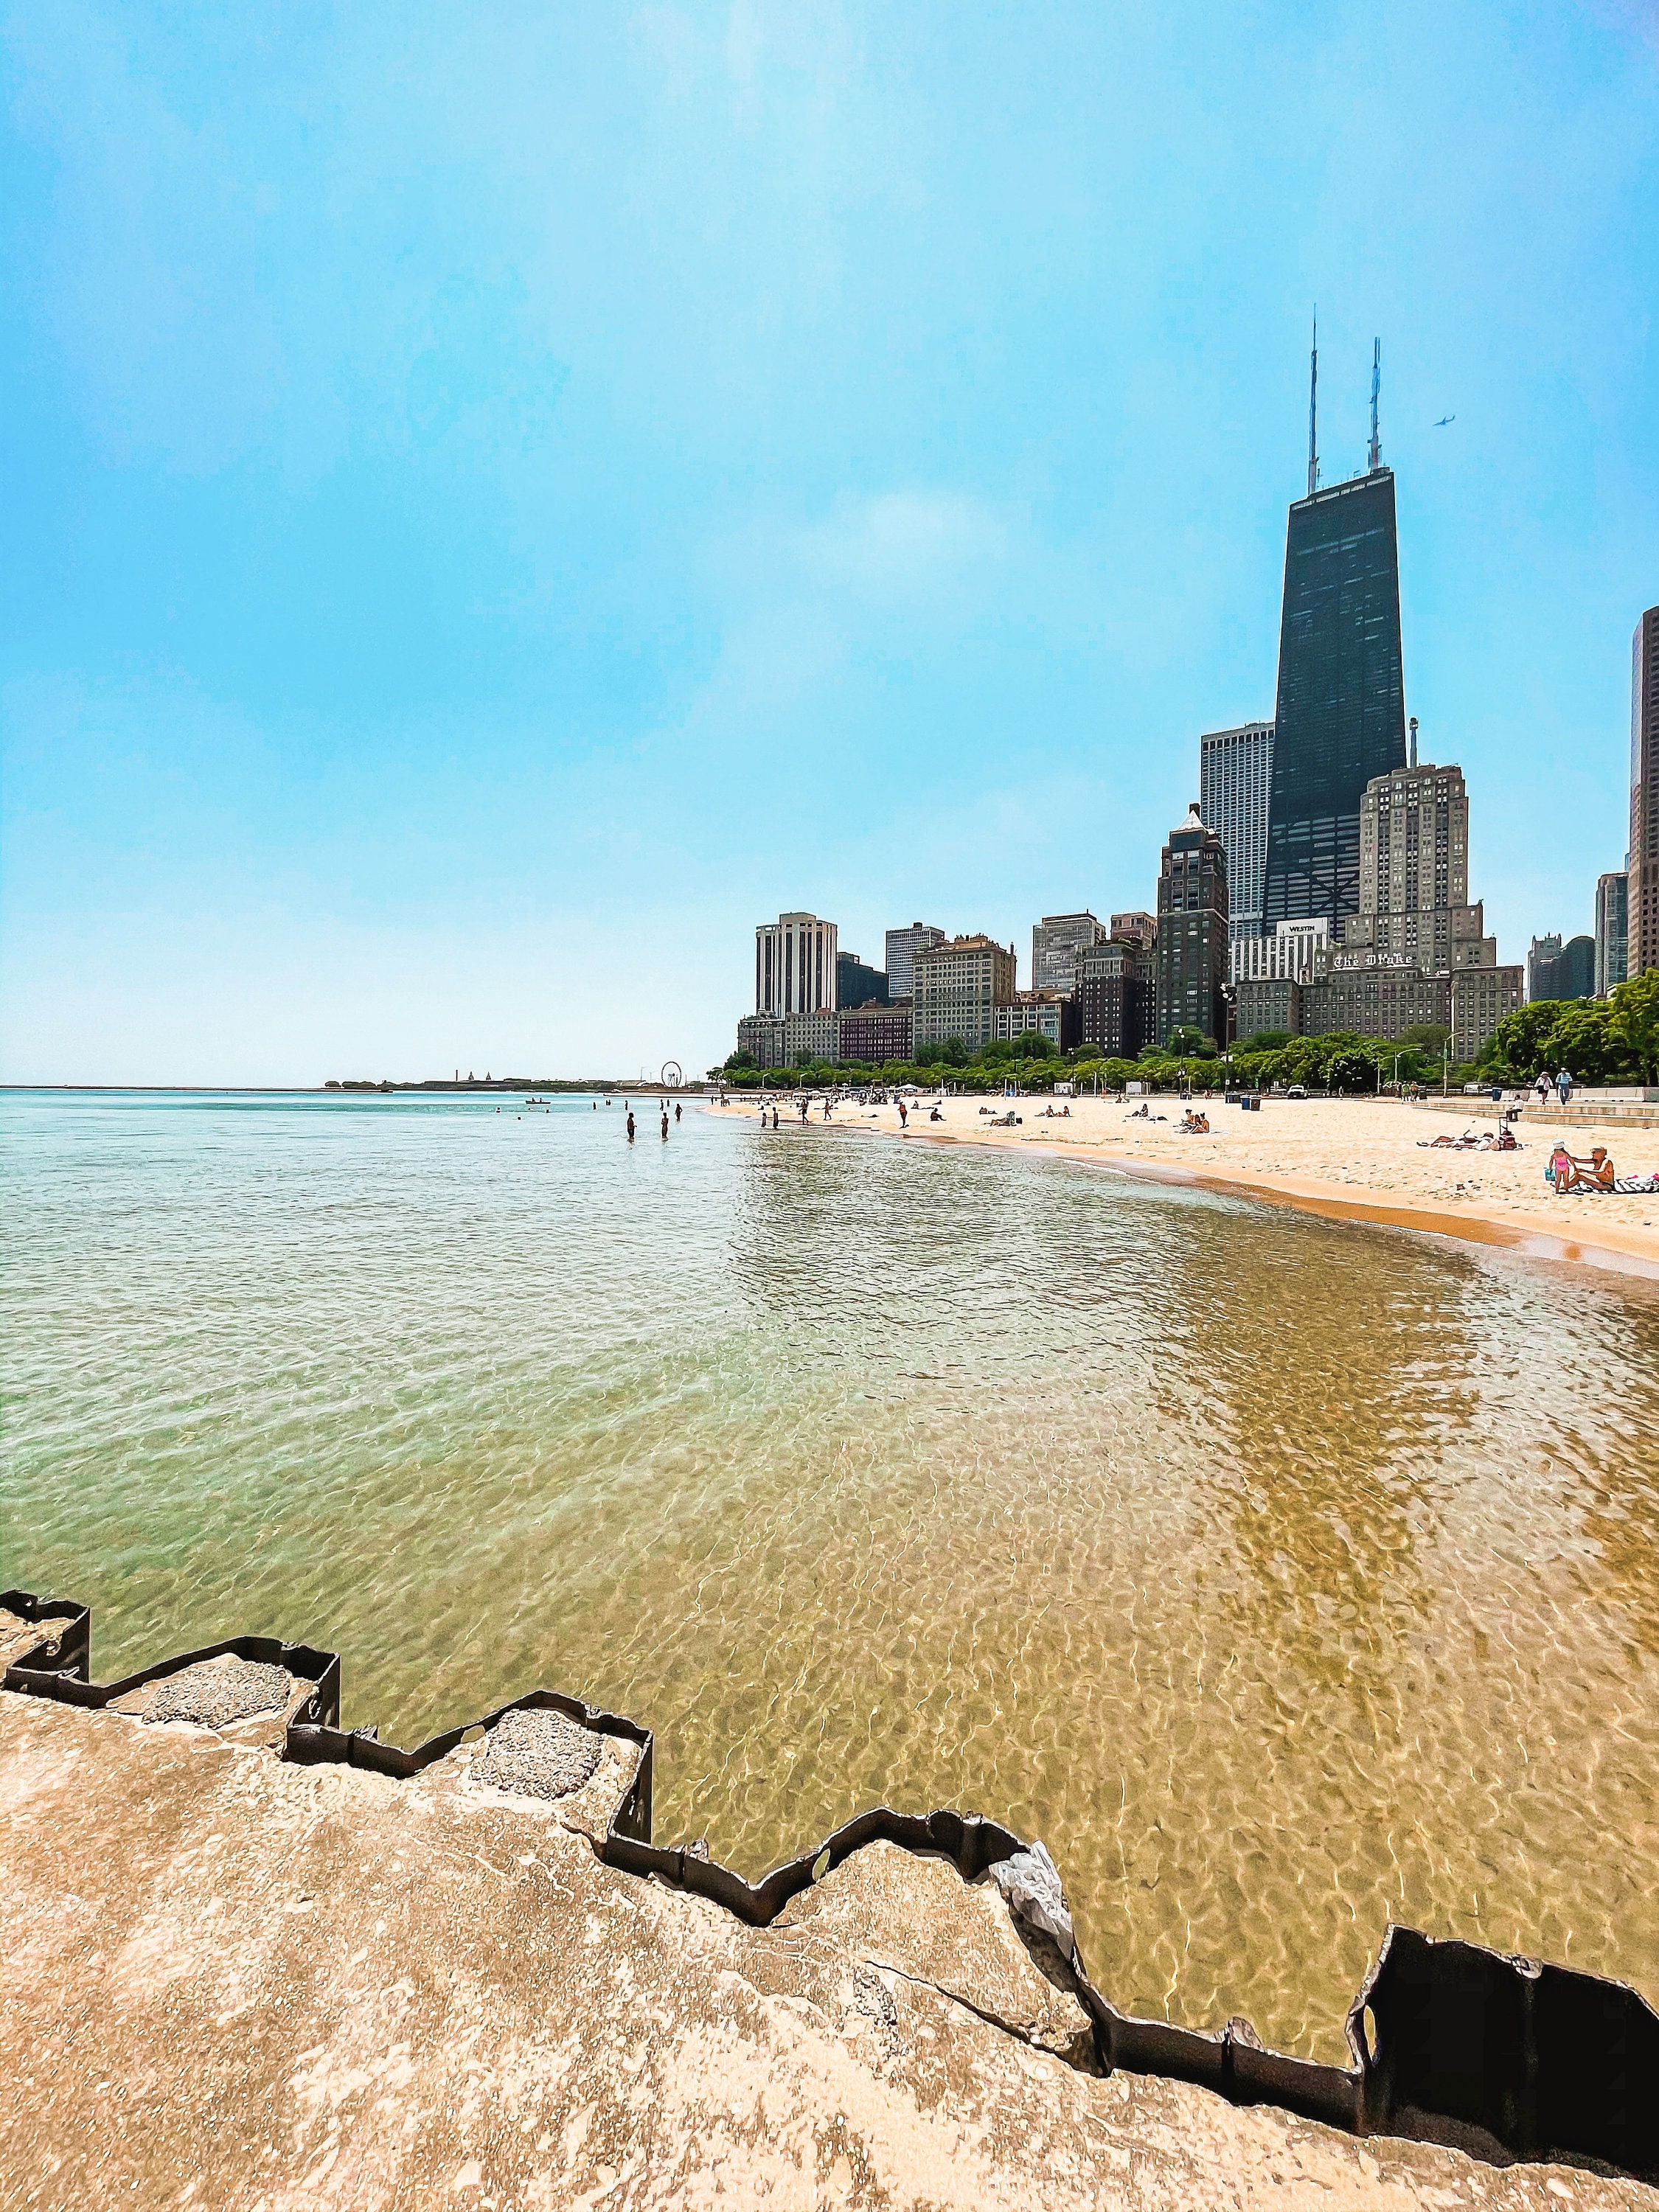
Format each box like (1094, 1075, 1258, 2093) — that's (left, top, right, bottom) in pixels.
(1557, 1175, 1659, 1195)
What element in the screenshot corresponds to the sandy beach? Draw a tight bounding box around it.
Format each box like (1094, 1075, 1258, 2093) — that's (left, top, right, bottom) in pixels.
(713, 1091, 1659, 1276)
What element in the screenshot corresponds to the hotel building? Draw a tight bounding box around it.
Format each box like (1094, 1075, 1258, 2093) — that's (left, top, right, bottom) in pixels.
(1075, 937, 1153, 1058)
(913, 936, 1018, 1054)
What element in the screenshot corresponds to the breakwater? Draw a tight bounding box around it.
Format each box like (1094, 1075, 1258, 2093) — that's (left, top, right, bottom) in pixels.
(8, 1090, 1659, 2063)
(6, 1585, 1655, 2187)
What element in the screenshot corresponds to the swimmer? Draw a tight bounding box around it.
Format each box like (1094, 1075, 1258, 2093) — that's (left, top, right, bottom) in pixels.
(626, 1110, 636, 1141)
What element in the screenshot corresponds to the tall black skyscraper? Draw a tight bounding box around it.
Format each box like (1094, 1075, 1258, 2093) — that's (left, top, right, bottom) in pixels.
(1261, 343, 1407, 933)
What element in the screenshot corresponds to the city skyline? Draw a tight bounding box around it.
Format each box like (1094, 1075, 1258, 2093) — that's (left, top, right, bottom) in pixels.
(1, 4, 1656, 1083)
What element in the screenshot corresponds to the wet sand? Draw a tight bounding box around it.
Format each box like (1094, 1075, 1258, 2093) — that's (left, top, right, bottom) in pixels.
(712, 1093, 1659, 1276)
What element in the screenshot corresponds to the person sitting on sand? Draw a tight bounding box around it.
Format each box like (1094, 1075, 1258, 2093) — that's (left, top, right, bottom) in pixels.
(1552, 1144, 1615, 1193)
(930, 1106, 943, 1121)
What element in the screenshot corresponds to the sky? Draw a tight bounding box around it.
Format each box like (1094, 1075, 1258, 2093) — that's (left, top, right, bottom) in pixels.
(2, 1, 1657, 1085)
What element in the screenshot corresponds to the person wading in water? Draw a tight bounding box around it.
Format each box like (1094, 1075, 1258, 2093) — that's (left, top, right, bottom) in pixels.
(626, 1110, 636, 1142)
(661, 1107, 669, 1139)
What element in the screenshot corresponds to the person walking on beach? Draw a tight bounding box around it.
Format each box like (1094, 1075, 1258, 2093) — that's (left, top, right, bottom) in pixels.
(626, 1110, 636, 1142)
(1535, 1071, 1551, 1107)
(898, 1099, 908, 1130)
(1557, 1066, 1573, 1107)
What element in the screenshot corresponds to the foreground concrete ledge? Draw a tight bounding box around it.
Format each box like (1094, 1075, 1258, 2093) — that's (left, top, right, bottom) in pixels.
(4, 1695, 1653, 2211)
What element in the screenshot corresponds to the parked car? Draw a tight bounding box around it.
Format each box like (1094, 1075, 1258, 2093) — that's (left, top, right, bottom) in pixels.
(1285, 1083, 1308, 1099)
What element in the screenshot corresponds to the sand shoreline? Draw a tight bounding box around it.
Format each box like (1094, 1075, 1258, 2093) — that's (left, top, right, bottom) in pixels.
(709, 1092, 1659, 1279)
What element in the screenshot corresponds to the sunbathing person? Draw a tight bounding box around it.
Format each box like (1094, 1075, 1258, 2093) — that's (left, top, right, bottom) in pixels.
(1552, 1145, 1616, 1193)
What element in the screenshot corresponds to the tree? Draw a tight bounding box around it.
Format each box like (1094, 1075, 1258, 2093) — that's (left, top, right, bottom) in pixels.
(1242, 1029, 1292, 1052)
(723, 1048, 757, 1072)
(1011, 1027, 1057, 1060)
(1326, 1050, 1375, 1095)
(1545, 999, 1619, 1083)
(1164, 1024, 1209, 1057)
(1609, 970, 1659, 1082)
(1399, 1023, 1450, 1057)
(1482, 1001, 1568, 1080)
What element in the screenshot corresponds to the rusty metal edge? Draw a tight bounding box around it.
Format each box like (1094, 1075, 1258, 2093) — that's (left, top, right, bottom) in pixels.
(0, 1587, 91, 1686)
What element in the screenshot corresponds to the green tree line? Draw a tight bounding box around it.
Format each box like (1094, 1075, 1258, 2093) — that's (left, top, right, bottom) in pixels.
(1477, 972, 1659, 1085)
(716, 1020, 1461, 1096)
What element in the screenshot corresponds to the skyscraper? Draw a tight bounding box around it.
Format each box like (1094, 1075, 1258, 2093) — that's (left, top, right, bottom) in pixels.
(1596, 869, 1629, 997)
(883, 922, 946, 1001)
(1262, 349, 1407, 934)
(1528, 933, 1596, 1004)
(1200, 720, 1273, 947)
(1630, 607, 1659, 979)
(1154, 805, 1229, 1046)
(754, 912, 838, 1016)
(1031, 911, 1107, 994)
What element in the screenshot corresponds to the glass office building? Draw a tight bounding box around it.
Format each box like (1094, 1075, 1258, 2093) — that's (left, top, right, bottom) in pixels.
(1262, 469, 1407, 932)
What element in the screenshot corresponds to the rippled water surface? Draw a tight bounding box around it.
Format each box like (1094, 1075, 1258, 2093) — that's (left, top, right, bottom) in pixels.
(5, 1090, 1658, 2059)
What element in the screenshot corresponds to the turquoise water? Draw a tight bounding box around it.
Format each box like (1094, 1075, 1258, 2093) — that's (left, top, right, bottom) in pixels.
(4, 1088, 1658, 2059)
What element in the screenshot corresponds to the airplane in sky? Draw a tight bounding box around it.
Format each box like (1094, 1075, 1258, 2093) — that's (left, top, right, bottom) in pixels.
(1434, 414, 1455, 427)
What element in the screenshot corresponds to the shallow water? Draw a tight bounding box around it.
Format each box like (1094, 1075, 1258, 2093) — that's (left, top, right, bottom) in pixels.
(4, 1089, 1657, 2062)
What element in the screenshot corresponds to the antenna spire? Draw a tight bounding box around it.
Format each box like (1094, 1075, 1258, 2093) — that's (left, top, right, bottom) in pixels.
(1307, 313, 1320, 497)
(1368, 336, 1381, 472)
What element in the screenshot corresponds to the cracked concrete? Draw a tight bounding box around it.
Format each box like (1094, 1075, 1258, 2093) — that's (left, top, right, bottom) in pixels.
(3, 1691, 1654, 2210)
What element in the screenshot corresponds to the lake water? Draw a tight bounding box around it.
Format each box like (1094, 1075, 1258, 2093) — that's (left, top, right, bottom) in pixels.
(4, 1089, 1657, 2061)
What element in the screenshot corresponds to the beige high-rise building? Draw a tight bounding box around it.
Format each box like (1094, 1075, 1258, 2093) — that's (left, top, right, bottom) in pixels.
(912, 936, 1017, 1053)
(1324, 759, 1521, 1059)
(1345, 761, 1494, 971)
(754, 912, 838, 1017)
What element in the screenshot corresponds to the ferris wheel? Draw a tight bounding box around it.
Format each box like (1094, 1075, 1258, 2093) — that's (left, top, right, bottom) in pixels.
(660, 1060, 684, 1089)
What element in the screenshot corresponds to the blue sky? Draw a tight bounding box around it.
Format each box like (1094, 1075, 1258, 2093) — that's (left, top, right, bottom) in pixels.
(2, 1, 1656, 1083)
